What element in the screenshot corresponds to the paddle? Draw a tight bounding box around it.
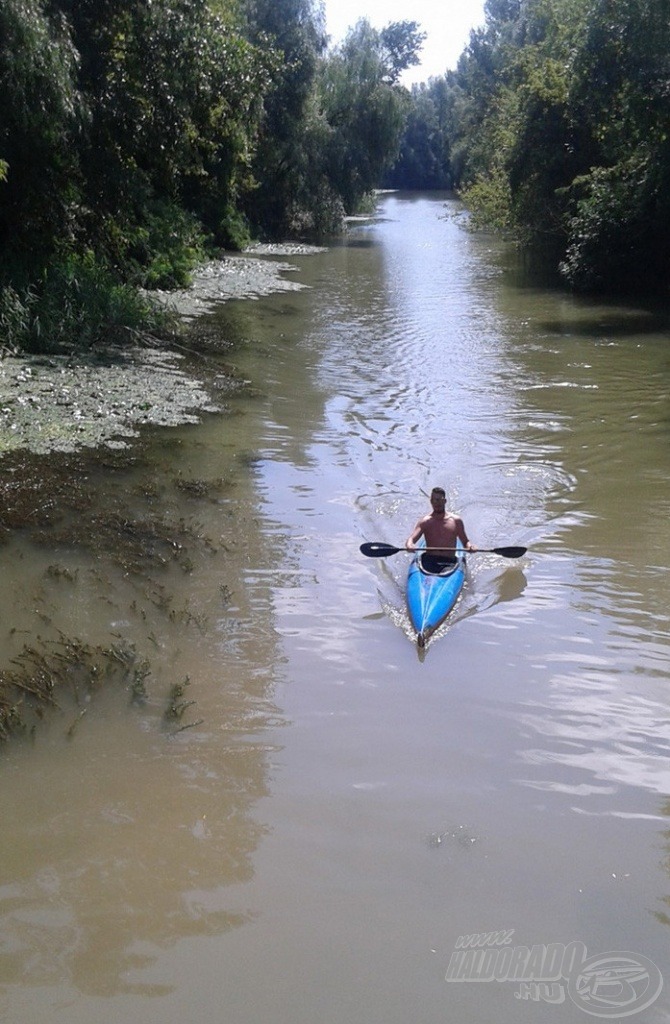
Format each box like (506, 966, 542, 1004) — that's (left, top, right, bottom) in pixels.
(360, 542, 527, 559)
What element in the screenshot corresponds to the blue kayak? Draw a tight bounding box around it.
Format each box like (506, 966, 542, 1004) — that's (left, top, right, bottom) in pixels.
(406, 540, 466, 646)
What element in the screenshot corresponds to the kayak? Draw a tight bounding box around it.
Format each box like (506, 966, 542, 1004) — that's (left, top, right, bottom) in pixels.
(406, 540, 466, 647)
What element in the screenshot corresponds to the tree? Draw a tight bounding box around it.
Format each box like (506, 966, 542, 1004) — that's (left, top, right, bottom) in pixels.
(385, 79, 453, 190)
(242, 0, 328, 236)
(0, 0, 80, 277)
(379, 21, 427, 84)
(319, 19, 423, 211)
(46, 0, 274, 272)
(560, 0, 670, 290)
(446, 0, 670, 293)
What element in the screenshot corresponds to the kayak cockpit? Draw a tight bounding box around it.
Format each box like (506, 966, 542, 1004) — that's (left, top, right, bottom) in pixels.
(417, 554, 459, 577)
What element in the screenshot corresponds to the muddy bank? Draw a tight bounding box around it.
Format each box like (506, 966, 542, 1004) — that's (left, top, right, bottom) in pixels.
(150, 245, 323, 320)
(1, 248, 322, 457)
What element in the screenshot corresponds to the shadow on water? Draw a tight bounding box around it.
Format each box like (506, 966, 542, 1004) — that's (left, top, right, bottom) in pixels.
(336, 237, 378, 249)
(498, 239, 670, 334)
(537, 310, 670, 339)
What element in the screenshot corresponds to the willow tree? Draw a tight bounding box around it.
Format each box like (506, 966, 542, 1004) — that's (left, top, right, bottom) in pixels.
(242, 0, 329, 236)
(319, 19, 425, 212)
(0, 0, 80, 278)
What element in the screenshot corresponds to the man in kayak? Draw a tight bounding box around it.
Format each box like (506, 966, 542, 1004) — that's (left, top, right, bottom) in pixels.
(405, 487, 477, 573)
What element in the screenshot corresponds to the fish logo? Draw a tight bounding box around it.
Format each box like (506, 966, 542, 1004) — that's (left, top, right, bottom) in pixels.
(567, 952, 663, 1018)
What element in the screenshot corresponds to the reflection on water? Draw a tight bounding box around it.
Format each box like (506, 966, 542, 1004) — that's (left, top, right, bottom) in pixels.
(1, 193, 669, 1023)
(0, 356, 290, 1001)
(0, 729, 265, 997)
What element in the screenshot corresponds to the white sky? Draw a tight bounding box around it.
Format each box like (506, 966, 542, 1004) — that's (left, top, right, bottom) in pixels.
(324, 0, 487, 85)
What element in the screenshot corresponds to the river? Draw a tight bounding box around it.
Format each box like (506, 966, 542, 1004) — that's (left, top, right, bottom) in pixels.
(0, 192, 668, 1023)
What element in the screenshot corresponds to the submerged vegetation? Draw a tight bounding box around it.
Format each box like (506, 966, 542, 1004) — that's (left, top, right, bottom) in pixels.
(0, 415, 235, 745)
(0, 635, 151, 742)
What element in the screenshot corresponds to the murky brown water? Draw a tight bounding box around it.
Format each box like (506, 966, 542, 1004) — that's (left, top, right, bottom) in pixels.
(1, 193, 669, 1023)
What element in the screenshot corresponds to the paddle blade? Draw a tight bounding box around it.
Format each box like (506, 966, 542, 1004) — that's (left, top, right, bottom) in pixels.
(492, 546, 527, 558)
(360, 542, 403, 558)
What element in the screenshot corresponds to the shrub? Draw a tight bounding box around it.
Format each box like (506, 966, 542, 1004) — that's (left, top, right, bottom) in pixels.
(560, 155, 670, 294)
(0, 254, 175, 354)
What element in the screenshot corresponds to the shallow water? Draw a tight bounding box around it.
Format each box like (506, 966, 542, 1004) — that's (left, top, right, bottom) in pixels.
(1, 193, 669, 1023)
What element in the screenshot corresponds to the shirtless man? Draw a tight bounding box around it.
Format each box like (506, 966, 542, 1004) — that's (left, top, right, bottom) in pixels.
(405, 487, 476, 572)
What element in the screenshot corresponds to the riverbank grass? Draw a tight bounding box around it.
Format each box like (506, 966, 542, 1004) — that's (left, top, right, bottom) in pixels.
(0, 254, 177, 355)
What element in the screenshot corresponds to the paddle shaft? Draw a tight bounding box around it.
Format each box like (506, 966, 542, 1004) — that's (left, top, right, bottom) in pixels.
(411, 546, 469, 552)
(360, 541, 526, 559)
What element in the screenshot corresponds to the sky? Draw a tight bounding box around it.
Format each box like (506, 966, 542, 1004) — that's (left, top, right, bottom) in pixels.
(323, 0, 487, 86)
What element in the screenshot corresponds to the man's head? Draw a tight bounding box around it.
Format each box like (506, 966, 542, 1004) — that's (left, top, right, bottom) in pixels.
(430, 487, 446, 510)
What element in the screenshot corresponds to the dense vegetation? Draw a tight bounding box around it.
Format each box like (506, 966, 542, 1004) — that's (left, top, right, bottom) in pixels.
(0, 0, 423, 351)
(2, 0, 668, 353)
(389, 0, 670, 295)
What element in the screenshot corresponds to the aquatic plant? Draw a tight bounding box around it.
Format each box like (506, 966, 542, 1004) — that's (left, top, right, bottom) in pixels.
(0, 635, 152, 742)
(163, 676, 203, 736)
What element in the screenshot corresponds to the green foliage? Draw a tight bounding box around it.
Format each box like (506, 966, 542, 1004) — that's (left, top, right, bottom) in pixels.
(0, 0, 81, 271)
(216, 204, 253, 251)
(0, 255, 174, 354)
(444, 0, 670, 294)
(0, 285, 36, 350)
(0, 0, 446, 354)
(241, 7, 421, 233)
(242, 0, 328, 236)
(379, 21, 427, 84)
(385, 79, 453, 189)
(560, 152, 670, 292)
(0, 0, 285, 349)
(63, 0, 273, 249)
(460, 170, 513, 230)
(318, 19, 415, 212)
(98, 201, 210, 290)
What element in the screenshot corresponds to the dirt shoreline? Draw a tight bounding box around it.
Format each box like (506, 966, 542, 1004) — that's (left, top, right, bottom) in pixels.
(0, 246, 323, 457)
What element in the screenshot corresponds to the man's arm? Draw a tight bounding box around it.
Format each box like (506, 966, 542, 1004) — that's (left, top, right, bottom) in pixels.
(405, 519, 425, 551)
(455, 516, 477, 552)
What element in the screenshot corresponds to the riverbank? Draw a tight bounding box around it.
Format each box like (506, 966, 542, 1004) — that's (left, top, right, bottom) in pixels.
(0, 247, 321, 457)
(0, 245, 324, 742)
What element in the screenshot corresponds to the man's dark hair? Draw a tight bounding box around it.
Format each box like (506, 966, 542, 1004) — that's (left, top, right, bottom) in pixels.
(431, 487, 446, 498)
